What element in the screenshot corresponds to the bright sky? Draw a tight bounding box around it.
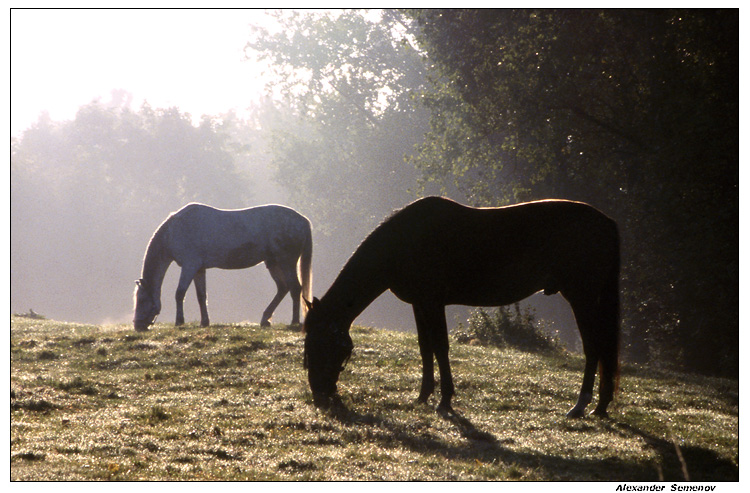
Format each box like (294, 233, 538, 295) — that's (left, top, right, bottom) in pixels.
(10, 9, 278, 137)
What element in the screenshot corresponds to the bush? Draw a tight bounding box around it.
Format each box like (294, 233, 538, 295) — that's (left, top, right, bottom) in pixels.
(453, 304, 561, 353)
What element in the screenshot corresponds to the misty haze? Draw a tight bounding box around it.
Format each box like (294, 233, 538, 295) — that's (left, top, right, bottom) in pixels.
(11, 9, 737, 377)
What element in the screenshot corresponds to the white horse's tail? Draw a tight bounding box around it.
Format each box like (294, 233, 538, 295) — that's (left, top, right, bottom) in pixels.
(299, 221, 313, 317)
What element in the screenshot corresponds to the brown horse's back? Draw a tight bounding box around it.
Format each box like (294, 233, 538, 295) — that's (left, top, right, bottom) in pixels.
(379, 197, 618, 308)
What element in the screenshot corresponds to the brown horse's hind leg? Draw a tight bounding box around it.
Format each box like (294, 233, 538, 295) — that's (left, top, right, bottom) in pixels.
(591, 278, 620, 418)
(591, 349, 617, 417)
(567, 298, 599, 418)
(567, 351, 596, 418)
(567, 279, 619, 418)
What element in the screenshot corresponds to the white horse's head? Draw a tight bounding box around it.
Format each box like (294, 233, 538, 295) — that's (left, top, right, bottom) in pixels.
(133, 279, 161, 331)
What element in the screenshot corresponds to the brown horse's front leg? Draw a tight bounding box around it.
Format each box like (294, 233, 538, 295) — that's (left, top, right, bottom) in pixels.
(413, 304, 435, 403)
(413, 303, 454, 410)
(417, 344, 435, 403)
(431, 310, 454, 412)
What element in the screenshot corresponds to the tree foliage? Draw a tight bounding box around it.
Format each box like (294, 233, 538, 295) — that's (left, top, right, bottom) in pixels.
(407, 9, 738, 375)
(245, 9, 429, 243)
(453, 304, 562, 354)
(11, 97, 257, 323)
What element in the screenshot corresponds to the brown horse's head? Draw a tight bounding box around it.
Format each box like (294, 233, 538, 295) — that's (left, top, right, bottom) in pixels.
(133, 279, 161, 331)
(303, 298, 353, 407)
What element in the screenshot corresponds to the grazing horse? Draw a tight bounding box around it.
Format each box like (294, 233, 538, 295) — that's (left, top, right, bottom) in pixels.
(133, 203, 312, 331)
(304, 196, 619, 418)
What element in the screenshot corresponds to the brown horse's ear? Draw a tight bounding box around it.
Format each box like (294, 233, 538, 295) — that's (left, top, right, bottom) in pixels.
(303, 297, 313, 311)
(313, 297, 321, 306)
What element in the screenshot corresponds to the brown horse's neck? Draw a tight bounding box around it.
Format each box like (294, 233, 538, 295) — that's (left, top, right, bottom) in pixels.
(319, 233, 392, 327)
(141, 225, 172, 296)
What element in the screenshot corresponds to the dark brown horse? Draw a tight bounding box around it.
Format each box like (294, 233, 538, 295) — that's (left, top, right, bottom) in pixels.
(304, 196, 620, 418)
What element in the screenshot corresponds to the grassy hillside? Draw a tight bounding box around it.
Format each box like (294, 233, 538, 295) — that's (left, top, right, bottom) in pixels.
(10, 316, 738, 481)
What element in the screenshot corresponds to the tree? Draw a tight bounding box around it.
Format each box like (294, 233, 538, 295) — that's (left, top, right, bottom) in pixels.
(245, 9, 429, 244)
(11, 95, 258, 324)
(407, 9, 738, 375)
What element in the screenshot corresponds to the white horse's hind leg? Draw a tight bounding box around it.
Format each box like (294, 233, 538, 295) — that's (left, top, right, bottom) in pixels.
(175, 264, 200, 326)
(261, 262, 288, 326)
(194, 268, 209, 327)
(282, 262, 303, 325)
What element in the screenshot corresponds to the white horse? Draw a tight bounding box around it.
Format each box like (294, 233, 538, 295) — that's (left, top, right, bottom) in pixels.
(133, 203, 312, 331)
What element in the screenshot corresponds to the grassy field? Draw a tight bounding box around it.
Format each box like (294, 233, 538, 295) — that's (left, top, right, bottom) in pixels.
(10, 315, 738, 481)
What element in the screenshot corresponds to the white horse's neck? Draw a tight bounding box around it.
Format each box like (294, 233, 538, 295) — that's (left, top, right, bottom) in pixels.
(140, 227, 172, 297)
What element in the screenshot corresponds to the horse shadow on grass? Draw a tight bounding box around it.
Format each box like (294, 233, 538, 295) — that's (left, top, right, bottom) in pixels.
(605, 421, 738, 482)
(325, 401, 737, 481)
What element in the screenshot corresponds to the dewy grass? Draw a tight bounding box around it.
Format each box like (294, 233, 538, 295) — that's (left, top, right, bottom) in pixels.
(10, 316, 738, 481)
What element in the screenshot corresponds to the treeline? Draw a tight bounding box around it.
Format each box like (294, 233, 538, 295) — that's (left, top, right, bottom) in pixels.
(11, 9, 737, 377)
(406, 9, 738, 376)
(11, 98, 273, 325)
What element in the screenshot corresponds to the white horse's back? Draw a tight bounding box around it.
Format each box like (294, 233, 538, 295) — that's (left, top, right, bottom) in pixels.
(166, 203, 310, 270)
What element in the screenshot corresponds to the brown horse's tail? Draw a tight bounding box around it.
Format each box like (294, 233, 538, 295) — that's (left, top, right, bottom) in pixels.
(598, 223, 621, 396)
(299, 220, 313, 320)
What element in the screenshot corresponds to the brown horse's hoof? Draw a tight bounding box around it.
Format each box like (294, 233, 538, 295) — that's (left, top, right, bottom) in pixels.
(260, 320, 271, 327)
(590, 408, 609, 418)
(566, 407, 586, 419)
(437, 402, 455, 416)
(312, 393, 331, 409)
(416, 391, 433, 404)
